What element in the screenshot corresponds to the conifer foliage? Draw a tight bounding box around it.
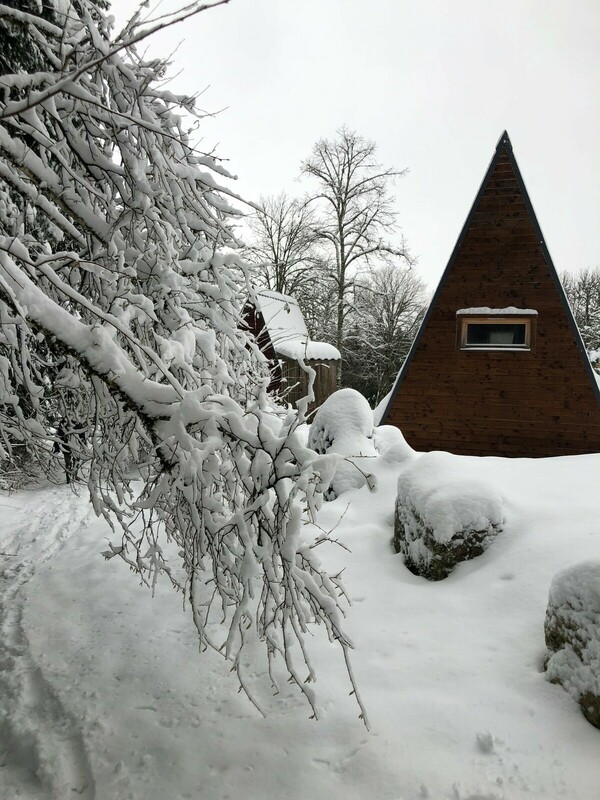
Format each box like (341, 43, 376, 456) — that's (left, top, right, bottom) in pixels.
(0, 1, 366, 721)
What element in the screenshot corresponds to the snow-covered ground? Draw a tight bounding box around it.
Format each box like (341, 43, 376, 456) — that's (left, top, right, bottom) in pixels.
(1, 444, 600, 800)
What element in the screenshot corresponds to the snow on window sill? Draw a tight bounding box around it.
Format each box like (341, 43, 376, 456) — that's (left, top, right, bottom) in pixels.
(456, 307, 538, 316)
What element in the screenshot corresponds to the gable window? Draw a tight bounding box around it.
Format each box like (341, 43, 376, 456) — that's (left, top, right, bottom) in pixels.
(456, 308, 537, 351)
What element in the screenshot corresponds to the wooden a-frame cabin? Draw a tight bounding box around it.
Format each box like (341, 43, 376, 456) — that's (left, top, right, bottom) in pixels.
(381, 131, 600, 457)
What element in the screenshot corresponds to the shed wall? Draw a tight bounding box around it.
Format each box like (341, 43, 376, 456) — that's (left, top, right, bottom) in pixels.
(280, 358, 338, 416)
(242, 303, 282, 393)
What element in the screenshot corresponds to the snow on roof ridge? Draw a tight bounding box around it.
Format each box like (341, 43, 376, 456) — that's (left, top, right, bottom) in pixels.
(255, 287, 300, 306)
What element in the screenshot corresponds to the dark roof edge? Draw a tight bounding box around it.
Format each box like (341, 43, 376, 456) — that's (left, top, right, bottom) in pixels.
(380, 134, 511, 424)
(496, 130, 511, 151)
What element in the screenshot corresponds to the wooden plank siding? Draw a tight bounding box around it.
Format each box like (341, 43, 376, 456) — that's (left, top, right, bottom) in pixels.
(280, 358, 337, 416)
(382, 132, 600, 457)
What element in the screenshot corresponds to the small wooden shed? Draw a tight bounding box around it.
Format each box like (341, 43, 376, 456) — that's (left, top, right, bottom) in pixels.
(381, 131, 600, 457)
(244, 289, 340, 413)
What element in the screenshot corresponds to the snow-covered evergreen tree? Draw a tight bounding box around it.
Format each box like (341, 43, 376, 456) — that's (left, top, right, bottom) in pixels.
(0, 0, 366, 721)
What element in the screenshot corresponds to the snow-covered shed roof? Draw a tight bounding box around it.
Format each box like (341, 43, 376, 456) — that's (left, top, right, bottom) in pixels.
(253, 289, 340, 361)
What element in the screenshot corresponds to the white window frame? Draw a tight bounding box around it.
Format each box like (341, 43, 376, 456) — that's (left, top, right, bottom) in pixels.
(456, 309, 537, 352)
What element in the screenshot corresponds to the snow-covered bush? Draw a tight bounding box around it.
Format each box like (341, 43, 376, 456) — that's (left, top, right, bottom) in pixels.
(308, 388, 377, 499)
(544, 561, 600, 729)
(394, 452, 504, 580)
(0, 1, 367, 721)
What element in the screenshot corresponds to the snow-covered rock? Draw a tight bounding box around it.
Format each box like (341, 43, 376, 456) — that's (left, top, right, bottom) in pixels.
(308, 388, 376, 499)
(544, 560, 600, 729)
(394, 452, 504, 580)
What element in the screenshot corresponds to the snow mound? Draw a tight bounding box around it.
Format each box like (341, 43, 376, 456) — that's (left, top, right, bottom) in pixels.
(308, 388, 375, 455)
(372, 389, 392, 426)
(373, 425, 414, 466)
(545, 560, 600, 729)
(394, 452, 504, 580)
(308, 389, 377, 499)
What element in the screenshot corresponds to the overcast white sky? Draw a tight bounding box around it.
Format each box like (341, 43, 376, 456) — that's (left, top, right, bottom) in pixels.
(111, 0, 600, 289)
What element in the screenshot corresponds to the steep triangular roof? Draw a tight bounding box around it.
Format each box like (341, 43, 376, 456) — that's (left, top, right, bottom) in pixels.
(381, 131, 600, 457)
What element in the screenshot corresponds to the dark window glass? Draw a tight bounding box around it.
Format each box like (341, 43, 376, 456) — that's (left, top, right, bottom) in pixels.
(466, 323, 527, 346)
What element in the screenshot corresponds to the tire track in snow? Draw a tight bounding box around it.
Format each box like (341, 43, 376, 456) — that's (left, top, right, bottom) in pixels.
(0, 487, 96, 799)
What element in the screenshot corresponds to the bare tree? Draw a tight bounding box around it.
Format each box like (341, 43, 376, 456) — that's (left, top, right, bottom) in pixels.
(0, 0, 367, 723)
(242, 192, 323, 296)
(345, 264, 427, 404)
(301, 126, 412, 385)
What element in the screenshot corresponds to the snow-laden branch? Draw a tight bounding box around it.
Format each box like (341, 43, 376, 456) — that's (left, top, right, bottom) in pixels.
(0, 0, 367, 723)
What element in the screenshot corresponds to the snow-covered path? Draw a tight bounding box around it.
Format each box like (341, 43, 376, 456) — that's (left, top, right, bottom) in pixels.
(1, 449, 600, 800)
(0, 488, 95, 799)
